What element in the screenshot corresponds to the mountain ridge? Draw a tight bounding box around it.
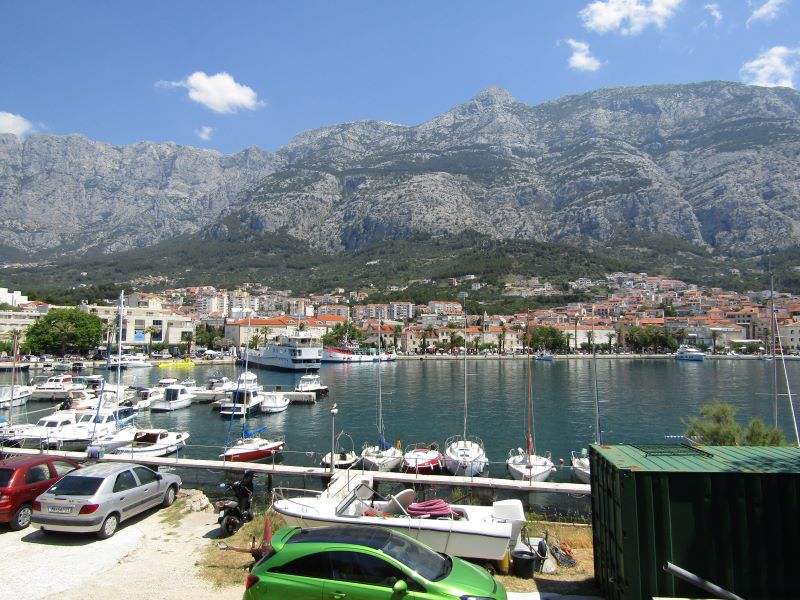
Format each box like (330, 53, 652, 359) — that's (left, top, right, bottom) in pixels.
(1, 80, 799, 263)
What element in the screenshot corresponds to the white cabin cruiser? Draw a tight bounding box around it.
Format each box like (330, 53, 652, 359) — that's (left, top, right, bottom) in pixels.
(149, 382, 194, 412)
(111, 428, 189, 457)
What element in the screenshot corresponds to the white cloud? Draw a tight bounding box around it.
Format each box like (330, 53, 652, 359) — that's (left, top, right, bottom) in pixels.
(740, 46, 800, 87)
(579, 0, 683, 36)
(704, 3, 722, 24)
(564, 39, 602, 71)
(747, 0, 787, 26)
(195, 126, 214, 141)
(157, 71, 264, 114)
(0, 111, 35, 137)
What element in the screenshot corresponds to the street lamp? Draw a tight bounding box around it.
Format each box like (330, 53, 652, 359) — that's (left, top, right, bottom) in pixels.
(329, 403, 338, 474)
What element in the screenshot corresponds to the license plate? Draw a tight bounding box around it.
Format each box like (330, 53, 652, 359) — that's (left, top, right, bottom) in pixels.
(48, 506, 72, 514)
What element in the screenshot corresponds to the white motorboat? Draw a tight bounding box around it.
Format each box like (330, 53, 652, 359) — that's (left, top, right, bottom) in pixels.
(193, 375, 238, 402)
(675, 345, 706, 361)
(294, 373, 329, 397)
(321, 432, 359, 469)
(14, 410, 82, 448)
(38, 406, 137, 451)
(32, 374, 87, 399)
(402, 442, 442, 474)
(259, 391, 290, 414)
(112, 428, 189, 457)
(0, 384, 33, 409)
(443, 317, 488, 476)
(361, 331, 402, 471)
(571, 448, 591, 484)
(109, 354, 153, 369)
(271, 482, 527, 561)
(149, 382, 194, 412)
(220, 388, 265, 417)
(248, 331, 323, 371)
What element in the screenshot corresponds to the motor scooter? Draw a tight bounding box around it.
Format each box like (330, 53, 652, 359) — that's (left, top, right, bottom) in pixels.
(216, 476, 254, 536)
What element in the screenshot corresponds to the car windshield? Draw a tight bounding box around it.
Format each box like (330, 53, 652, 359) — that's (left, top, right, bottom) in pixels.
(382, 533, 450, 581)
(48, 475, 103, 496)
(0, 468, 13, 487)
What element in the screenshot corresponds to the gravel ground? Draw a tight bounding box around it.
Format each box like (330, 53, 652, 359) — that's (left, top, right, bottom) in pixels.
(0, 487, 599, 600)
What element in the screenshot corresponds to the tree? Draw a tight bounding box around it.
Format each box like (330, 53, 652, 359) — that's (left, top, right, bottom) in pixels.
(499, 325, 507, 353)
(248, 331, 263, 350)
(25, 308, 104, 356)
(606, 332, 615, 353)
(145, 325, 159, 354)
(392, 325, 402, 350)
(322, 322, 364, 346)
(685, 401, 786, 446)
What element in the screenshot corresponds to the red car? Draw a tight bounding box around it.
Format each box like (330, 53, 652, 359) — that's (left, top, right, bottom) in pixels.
(0, 454, 81, 530)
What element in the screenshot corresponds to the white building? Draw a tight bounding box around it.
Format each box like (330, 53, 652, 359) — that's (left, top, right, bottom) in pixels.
(82, 303, 195, 351)
(0, 288, 28, 306)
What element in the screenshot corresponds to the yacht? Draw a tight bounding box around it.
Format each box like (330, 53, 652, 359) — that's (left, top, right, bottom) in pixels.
(322, 343, 398, 363)
(149, 382, 194, 412)
(294, 373, 329, 397)
(248, 331, 323, 371)
(219, 388, 264, 418)
(0, 384, 34, 409)
(111, 428, 189, 457)
(675, 345, 706, 361)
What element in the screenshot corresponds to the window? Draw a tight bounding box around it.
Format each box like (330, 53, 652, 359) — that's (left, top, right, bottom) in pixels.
(329, 551, 405, 587)
(25, 464, 51, 484)
(271, 552, 331, 579)
(114, 470, 137, 492)
(52, 461, 77, 476)
(133, 467, 159, 485)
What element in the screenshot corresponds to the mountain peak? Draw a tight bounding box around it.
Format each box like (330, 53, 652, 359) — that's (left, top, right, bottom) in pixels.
(472, 87, 518, 106)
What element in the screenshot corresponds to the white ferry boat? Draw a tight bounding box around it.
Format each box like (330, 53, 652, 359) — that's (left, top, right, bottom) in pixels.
(248, 331, 322, 371)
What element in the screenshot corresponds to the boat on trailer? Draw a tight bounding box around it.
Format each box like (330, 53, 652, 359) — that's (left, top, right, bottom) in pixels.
(271, 482, 526, 561)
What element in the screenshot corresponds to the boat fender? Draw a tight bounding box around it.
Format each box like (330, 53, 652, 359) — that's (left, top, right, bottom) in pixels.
(395, 439, 401, 449)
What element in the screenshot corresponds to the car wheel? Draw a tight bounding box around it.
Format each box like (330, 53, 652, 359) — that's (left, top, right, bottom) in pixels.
(97, 514, 119, 539)
(162, 485, 177, 508)
(10, 504, 33, 530)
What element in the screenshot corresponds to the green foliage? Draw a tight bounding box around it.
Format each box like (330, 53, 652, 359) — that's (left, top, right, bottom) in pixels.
(685, 401, 786, 446)
(622, 325, 677, 352)
(321, 322, 365, 347)
(24, 308, 104, 355)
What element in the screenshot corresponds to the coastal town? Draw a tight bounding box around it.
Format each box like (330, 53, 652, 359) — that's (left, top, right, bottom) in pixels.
(2, 269, 799, 358)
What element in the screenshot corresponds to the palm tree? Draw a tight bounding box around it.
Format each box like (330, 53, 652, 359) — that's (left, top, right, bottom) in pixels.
(145, 325, 159, 355)
(392, 325, 402, 350)
(499, 325, 506, 353)
(51, 319, 77, 357)
(5, 328, 23, 360)
(564, 332, 573, 354)
(606, 332, 615, 353)
(711, 330, 719, 355)
(297, 321, 307, 332)
(248, 331, 263, 350)
(260, 326, 272, 342)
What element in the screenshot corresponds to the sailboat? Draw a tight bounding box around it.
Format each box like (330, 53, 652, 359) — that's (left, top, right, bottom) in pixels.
(221, 317, 287, 463)
(443, 314, 488, 476)
(360, 322, 403, 471)
(0, 333, 32, 410)
(571, 315, 602, 484)
(506, 318, 555, 482)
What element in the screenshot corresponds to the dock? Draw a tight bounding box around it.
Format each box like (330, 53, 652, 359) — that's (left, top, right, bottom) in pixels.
(0, 447, 590, 496)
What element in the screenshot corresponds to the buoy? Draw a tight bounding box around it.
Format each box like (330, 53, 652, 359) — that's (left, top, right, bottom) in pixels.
(395, 439, 402, 449)
(559, 457, 564, 464)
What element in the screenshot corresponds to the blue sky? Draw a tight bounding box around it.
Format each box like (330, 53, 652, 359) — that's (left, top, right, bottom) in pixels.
(2, 1, 799, 153)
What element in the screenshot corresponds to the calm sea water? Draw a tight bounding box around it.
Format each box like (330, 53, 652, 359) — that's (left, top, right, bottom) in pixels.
(6, 357, 800, 480)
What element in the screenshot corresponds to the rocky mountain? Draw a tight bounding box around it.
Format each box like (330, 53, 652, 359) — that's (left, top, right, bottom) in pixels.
(0, 134, 283, 258)
(2, 81, 799, 262)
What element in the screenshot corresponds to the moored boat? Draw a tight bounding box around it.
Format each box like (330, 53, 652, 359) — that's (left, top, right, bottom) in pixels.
(675, 345, 706, 361)
(149, 382, 194, 412)
(402, 442, 442, 474)
(248, 331, 322, 371)
(111, 428, 189, 457)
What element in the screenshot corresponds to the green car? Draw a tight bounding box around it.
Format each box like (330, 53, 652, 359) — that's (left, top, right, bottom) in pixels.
(244, 525, 507, 600)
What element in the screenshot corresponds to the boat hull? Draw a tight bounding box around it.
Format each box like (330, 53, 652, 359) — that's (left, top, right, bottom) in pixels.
(221, 440, 285, 462)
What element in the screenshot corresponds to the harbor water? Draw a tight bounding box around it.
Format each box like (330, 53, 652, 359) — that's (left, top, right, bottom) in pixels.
(4, 357, 799, 515)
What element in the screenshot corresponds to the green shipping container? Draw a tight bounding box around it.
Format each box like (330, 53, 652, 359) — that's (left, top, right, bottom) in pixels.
(591, 444, 800, 600)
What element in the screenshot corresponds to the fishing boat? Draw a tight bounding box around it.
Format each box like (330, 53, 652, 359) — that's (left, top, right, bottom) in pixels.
(443, 315, 488, 476)
(294, 373, 328, 397)
(360, 328, 403, 471)
(248, 331, 323, 371)
(321, 431, 359, 469)
(220, 424, 285, 462)
(506, 320, 555, 482)
(271, 481, 527, 561)
(148, 382, 194, 412)
(111, 428, 189, 457)
(401, 442, 442, 474)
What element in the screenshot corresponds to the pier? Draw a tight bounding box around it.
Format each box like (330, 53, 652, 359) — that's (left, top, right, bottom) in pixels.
(1, 446, 590, 496)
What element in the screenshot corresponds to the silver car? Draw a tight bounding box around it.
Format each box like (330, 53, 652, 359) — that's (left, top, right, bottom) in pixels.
(32, 462, 181, 539)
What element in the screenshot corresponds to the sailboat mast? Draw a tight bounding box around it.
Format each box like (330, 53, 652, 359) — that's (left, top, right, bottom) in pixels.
(592, 309, 602, 444)
(463, 311, 468, 439)
(526, 315, 533, 456)
(376, 320, 383, 439)
(770, 272, 778, 428)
